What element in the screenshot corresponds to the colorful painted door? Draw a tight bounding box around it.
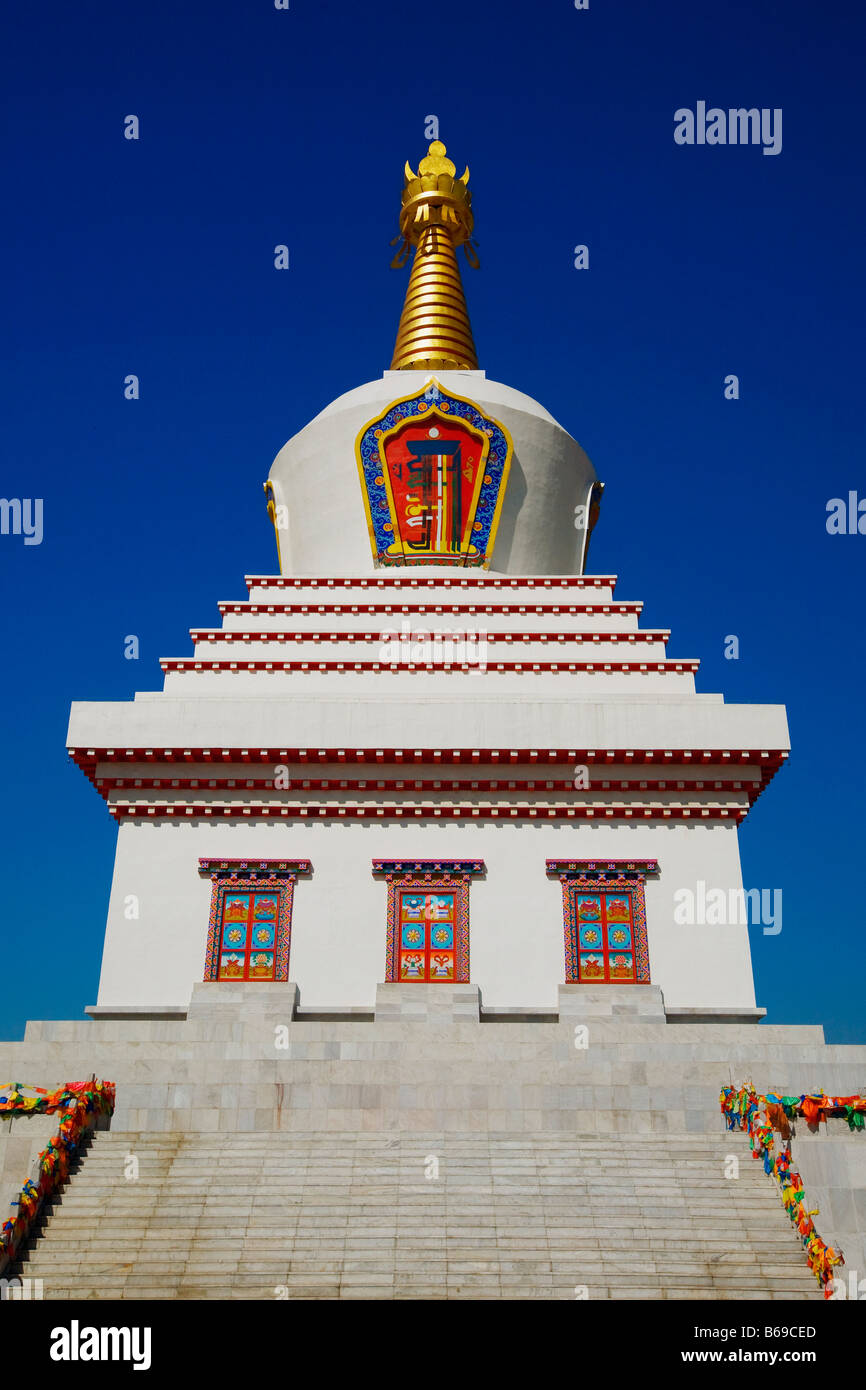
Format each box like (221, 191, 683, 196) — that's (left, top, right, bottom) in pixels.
(217, 890, 279, 980)
(573, 890, 636, 982)
(398, 890, 456, 981)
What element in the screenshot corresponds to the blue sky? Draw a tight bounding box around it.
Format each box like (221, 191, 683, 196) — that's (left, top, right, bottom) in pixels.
(2, 0, 863, 1041)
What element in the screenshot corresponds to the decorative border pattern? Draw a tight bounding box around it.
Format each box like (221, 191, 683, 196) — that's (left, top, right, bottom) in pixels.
(373, 860, 484, 982)
(199, 859, 311, 876)
(199, 860, 310, 982)
(546, 860, 656, 984)
(546, 859, 659, 876)
(355, 380, 512, 568)
(160, 657, 696, 675)
(372, 858, 485, 876)
(109, 804, 747, 823)
(242, 576, 619, 589)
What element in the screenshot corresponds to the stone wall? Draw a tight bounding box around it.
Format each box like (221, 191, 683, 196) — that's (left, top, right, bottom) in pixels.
(790, 1118, 866, 1283)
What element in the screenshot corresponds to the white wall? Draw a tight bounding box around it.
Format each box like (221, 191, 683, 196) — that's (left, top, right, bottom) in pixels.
(69, 691, 786, 755)
(161, 669, 696, 697)
(96, 818, 757, 1014)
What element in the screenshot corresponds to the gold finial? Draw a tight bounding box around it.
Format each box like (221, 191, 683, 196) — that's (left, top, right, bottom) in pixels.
(416, 140, 459, 179)
(389, 140, 479, 372)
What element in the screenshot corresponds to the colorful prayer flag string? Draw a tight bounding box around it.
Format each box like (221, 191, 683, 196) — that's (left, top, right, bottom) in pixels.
(720, 1083, 863, 1297)
(0, 1080, 115, 1268)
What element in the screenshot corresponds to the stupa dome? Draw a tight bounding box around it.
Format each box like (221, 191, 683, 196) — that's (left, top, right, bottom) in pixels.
(266, 142, 601, 577)
(267, 369, 600, 576)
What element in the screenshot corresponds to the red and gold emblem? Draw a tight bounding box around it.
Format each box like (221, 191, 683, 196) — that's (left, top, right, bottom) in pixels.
(356, 381, 512, 566)
(380, 412, 488, 557)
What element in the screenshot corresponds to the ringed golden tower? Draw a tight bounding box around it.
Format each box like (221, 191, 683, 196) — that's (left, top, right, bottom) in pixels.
(389, 140, 479, 371)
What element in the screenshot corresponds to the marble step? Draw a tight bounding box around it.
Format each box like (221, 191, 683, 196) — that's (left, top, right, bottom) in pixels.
(13, 1130, 819, 1300)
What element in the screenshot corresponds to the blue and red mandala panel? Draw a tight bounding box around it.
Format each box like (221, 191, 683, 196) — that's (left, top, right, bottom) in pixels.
(215, 890, 280, 980)
(547, 860, 656, 985)
(398, 890, 457, 981)
(573, 891, 638, 982)
(199, 860, 310, 983)
(373, 860, 483, 983)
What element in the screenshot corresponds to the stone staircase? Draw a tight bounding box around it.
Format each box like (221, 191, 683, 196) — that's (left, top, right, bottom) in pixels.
(15, 1130, 819, 1300)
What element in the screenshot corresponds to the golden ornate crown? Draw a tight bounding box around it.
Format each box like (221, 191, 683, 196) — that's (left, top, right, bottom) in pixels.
(391, 141, 476, 268)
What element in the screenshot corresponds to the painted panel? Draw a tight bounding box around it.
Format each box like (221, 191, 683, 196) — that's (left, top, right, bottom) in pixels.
(356, 381, 512, 567)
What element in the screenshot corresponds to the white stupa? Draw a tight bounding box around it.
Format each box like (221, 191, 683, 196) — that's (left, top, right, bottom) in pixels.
(5, 139, 864, 1307)
(69, 140, 786, 1023)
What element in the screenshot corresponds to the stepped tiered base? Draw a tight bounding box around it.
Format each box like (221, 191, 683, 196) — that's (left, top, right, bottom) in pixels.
(17, 1131, 819, 1300)
(2, 988, 864, 1299)
(69, 574, 790, 1020)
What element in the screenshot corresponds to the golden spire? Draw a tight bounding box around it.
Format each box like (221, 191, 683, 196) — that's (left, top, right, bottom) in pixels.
(389, 140, 479, 371)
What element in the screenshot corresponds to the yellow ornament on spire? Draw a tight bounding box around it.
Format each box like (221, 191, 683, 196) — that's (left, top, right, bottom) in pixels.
(389, 140, 479, 372)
